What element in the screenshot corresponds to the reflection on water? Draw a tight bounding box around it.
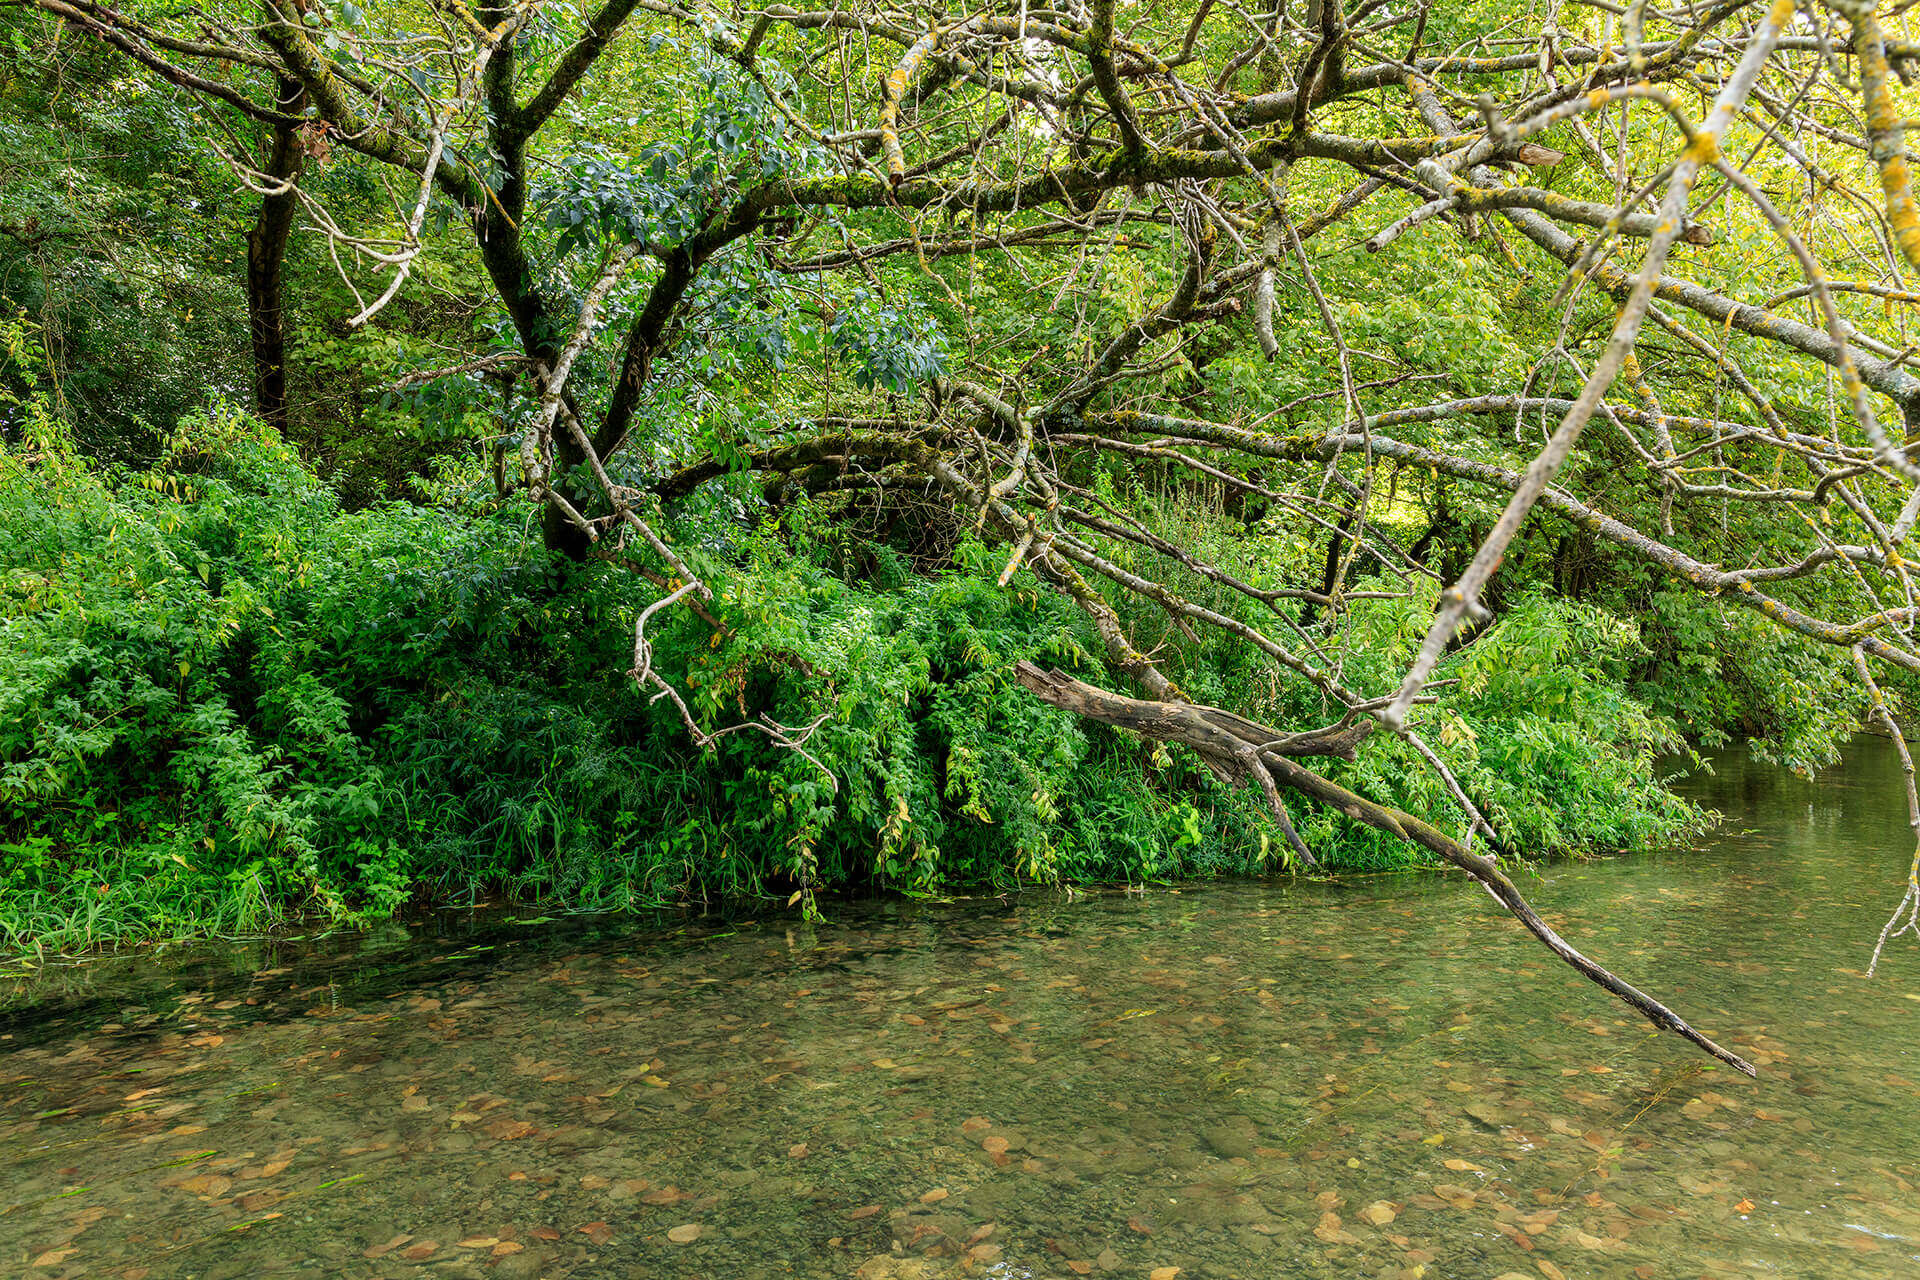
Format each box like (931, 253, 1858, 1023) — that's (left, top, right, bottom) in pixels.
(3, 740, 1917, 1279)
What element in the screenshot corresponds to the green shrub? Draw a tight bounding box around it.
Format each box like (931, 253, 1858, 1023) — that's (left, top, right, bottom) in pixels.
(1634, 585, 1860, 776)
(0, 386, 1718, 953)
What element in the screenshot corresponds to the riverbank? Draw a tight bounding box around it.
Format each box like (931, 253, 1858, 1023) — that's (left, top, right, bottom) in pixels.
(7, 414, 1871, 958)
(1, 794, 1712, 961)
(12, 724, 1891, 971)
(2, 737, 1914, 1278)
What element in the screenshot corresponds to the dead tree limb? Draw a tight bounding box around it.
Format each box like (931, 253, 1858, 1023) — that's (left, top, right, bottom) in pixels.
(1013, 662, 1757, 1076)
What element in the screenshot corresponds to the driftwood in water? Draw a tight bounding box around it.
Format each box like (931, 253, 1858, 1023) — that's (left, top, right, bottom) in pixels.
(1012, 661, 1756, 1076)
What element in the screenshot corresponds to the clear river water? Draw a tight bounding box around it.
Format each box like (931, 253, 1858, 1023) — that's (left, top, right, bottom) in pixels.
(1, 740, 1917, 1279)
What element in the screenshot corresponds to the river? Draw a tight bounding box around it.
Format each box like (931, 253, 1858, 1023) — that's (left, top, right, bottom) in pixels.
(1, 740, 1916, 1279)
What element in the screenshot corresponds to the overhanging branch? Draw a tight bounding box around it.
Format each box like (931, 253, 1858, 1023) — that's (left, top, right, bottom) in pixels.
(1013, 663, 1756, 1075)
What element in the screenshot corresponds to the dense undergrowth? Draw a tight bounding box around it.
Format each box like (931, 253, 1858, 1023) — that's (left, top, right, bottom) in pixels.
(3, 14, 1899, 959)
(8, 379, 1845, 954)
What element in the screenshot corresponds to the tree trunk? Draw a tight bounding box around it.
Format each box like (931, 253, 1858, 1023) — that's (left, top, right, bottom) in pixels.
(246, 75, 306, 434)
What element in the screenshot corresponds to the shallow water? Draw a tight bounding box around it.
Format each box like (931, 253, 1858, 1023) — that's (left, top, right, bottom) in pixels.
(2, 741, 1917, 1280)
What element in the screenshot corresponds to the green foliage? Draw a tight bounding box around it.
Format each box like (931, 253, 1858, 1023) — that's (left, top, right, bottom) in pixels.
(2, 394, 1729, 953)
(1634, 586, 1860, 776)
(1057, 474, 1715, 870)
(541, 37, 825, 257)
(0, 17, 249, 461)
(0, 396, 343, 951)
(0, 406, 1285, 952)
(2, 2, 1879, 958)
(1272, 587, 1710, 867)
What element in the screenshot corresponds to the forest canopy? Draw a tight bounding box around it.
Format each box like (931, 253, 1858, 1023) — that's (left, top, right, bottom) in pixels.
(5, 0, 1920, 1066)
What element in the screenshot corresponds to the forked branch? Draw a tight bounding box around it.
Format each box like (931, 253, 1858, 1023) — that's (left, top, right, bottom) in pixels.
(1014, 662, 1757, 1075)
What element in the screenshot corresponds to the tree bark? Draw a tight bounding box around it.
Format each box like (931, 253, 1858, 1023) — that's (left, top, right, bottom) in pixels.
(245, 73, 306, 434)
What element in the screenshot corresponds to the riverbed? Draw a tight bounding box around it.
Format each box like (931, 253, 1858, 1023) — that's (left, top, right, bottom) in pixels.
(2, 741, 1916, 1278)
